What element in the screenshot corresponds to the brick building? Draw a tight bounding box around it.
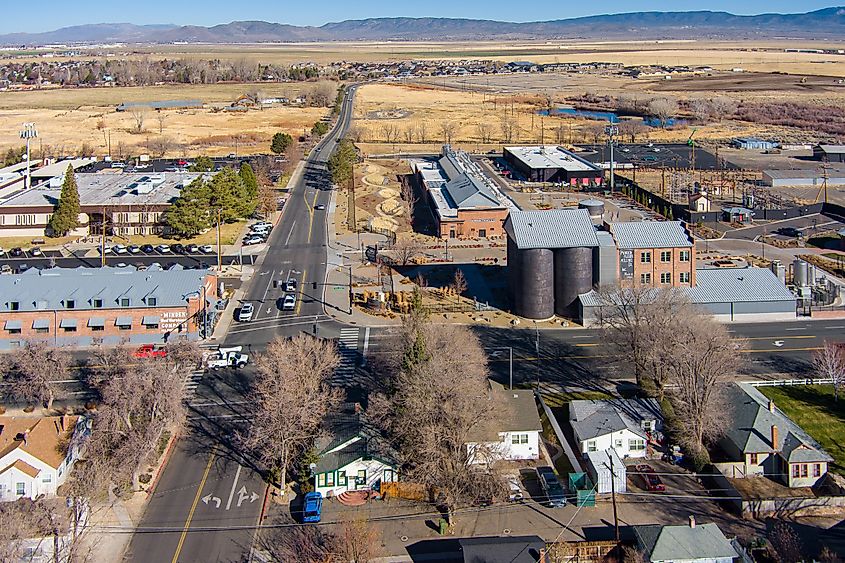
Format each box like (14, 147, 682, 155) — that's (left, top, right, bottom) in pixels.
(0, 171, 208, 238)
(607, 221, 696, 288)
(0, 266, 216, 350)
(415, 146, 513, 240)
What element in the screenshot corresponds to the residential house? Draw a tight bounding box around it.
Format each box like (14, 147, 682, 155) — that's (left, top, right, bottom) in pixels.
(569, 399, 662, 459)
(634, 519, 739, 563)
(0, 415, 89, 502)
(313, 407, 399, 498)
(719, 383, 832, 488)
(465, 384, 543, 465)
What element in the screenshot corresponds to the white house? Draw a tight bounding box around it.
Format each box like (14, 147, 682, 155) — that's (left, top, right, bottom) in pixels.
(465, 384, 543, 465)
(569, 399, 662, 459)
(313, 408, 399, 498)
(0, 415, 89, 502)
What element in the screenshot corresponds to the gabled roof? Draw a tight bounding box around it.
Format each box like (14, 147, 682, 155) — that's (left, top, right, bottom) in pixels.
(504, 209, 599, 250)
(608, 221, 694, 249)
(442, 174, 501, 209)
(315, 409, 399, 474)
(569, 398, 662, 443)
(723, 383, 832, 463)
(635, 523, 738, 562)
(689, 268, 796, 304)
(1, 459, 41, 478)
(458, 535, 545, 563)
(467, 383, 542, 442)
(0, 416, 80, 469)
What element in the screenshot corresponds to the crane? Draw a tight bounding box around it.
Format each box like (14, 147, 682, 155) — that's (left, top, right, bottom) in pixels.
(687, 128, 698, 174)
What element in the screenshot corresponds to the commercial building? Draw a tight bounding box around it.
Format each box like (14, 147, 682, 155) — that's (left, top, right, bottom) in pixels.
(414, 146, 513, 240)
(813, 144, 845, 163)
(763, 168, 845, 187)
(503, 146, 604, 186)
(607, 221, 696, 288)
(0, 266, 217, 350)
(0, 415, 89, 502)
(731, 137, 776, 151)
(0, 171, 206, 237)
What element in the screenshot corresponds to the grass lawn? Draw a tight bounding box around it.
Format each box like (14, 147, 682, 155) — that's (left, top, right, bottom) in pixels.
(122, 221, 248, 246)
(540, 390, 614, 408)
(0, 235, 76, 249)
(759, 385, 845, 476)
(539, 410, 574, 476)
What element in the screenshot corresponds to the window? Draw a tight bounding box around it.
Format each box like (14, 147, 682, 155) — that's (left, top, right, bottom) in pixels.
(93, 299, 103, 309)
(63, 326, 77, 333)
(15, 482, 25, 495)
(511, 433, 529, 445)
(383, 469, 396, 482)
(9, 301, 19, 311)
(749, 453, 758, 465)
(120, 298, 130, 307)
(119, 324, 131, 331)
(813, 464, 821, 477)
(325, 472, 335, 487)
(586, 441, 597, 452)
(640, 251, 651, 264)
(801, 464, 808, 478)
(641, 420, 655, 431)
(792, 464, 800, 478)
(660, 251, 671, 262)
(147, 297, 157, 307)
(337, 471, 347, 486)
(478, 229, 487, 238)
(640, 273, 651, 285)
(91, 326, 104, 332)
(679, 272, 690, 284)
(629, 439, 646, 451)
(357, 470, 367, 485)
(42, 474, 52, 484)
(679, 250, 691, 262)
(65, 300, 75, 309)
(660, 272, 671, 284)
(146, 323, 159, 330)
(34, 327, 48, 335)
(317, 473, 326, 487)
(7, 327, 21, 335)
(614, 439, 623, 449)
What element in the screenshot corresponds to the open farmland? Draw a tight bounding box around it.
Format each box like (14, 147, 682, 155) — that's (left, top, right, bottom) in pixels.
(0, 83, 330, 157)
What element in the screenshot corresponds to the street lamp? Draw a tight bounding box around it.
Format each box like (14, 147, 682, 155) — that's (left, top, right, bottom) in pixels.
(487, 347, 514, 391)
(605, 125, 619, 192)
(19, 123, 38, 189)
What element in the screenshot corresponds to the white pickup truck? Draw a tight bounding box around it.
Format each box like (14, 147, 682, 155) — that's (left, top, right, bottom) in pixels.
(205, 346, 249, 369)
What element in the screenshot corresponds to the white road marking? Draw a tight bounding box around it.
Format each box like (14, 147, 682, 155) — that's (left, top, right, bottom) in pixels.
(225, 464, 242, 511)
(260, 269, 276, 306)
(284, 221, 296, 246)
(785, 328, 807, 331)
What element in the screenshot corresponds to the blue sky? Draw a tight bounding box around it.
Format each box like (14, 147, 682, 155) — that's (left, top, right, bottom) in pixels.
(2, 1, 838, 34)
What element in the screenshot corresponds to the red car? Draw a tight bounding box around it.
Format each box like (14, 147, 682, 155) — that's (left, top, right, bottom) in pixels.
(133, 344, 167, 359)
(635, 464, 665, 492)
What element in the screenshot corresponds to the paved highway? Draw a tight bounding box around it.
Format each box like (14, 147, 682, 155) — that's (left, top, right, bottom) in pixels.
(125, 86, 359, 563)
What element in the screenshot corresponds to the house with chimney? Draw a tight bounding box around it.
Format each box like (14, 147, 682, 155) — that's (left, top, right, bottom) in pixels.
(719, 383, 832, 488)
(0, 415, 90, 501)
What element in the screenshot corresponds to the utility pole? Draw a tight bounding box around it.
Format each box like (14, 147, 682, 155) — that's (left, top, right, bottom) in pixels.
(100, 206, 107, 267)
(20, 122, 38, 189)
(605, 125, 618, 192)
(509, 346, 513, 391)
(216, 208, 222, 271)
(348, 266, 353, 315)
(608, 457, 620, 543)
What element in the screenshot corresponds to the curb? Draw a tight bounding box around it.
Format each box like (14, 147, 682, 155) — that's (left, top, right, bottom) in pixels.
(145, 430, 180, 498)
(248, 484, 273, 563)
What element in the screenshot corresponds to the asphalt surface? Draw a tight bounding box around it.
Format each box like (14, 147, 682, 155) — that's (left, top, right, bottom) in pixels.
(124, 86, 358, 563)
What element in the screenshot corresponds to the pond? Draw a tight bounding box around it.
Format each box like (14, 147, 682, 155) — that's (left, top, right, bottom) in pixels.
(538, 107, 620, 123)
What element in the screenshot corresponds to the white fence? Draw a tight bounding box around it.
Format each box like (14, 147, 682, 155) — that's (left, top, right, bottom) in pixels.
(744, 378, 834, 387)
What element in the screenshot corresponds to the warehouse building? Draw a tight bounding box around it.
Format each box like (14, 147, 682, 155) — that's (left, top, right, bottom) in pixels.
(0, 266, 216, 350)
(731, 137, 777, 151)
(763, 169, 845, 187)
(607, 221, 696, 288)
(414, 146, 514, 240)
(503, 146, 604, 186)
(812, 144, 845, 163)
(0, 171, 206, 237)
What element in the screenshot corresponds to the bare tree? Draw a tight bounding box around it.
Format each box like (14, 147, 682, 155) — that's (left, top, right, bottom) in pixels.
(259, 525, 339, 563)
(709, 96, 737, 121)
(416, 121, 429, 144)
(129, 107, 147, 134)
(813, 341, 845, 400)
(390, 236, 424, 266)
(689, 99, 713, 122)
(618, 120, 649, 143)
(500, 117, 517, 143)
(399, 179, 418, 222)
(308, 82, 337, 108)
(381, 123, 401, 147)
(648, 98, 678, 128)
(155, 111, 166, 134)
(451, 268, 468, 297)
(347, 124, 364, 143)
(258, 183, 278, 218)
(476, 122, 493, 144)
(438, 120, 457, 145)
(4, 341, 70, 409)
(148, 136, 173, 158)
(244, 336, 342, 494)
(403, 124, 415, 144)
(370, 319, 506, 524)
(336, 516, 381, 562)
(768, 520, 804, 563)
(585, 122, 606, 144)
(554, 123, 567, 144)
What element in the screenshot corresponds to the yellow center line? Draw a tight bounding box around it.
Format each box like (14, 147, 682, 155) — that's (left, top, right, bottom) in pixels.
(295, 269, 308, 316)
(307, 190, 319, 245)
(742, 335, 817, 341)
(171, 450, 215, 563)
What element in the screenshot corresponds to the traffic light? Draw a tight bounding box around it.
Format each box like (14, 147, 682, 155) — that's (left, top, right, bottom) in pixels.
(313, 282, 318, 290)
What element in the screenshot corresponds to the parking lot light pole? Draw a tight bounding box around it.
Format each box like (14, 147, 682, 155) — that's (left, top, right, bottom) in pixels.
(605, 125, 619, 192)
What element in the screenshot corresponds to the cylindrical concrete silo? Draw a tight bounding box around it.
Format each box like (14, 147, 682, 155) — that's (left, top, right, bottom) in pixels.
(554, 247, 594, 318)
(517, 248, 555, 319)
(507, 237, 522, 309)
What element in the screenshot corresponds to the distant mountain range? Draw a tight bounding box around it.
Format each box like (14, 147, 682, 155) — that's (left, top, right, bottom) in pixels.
(2, 8, 844, 46)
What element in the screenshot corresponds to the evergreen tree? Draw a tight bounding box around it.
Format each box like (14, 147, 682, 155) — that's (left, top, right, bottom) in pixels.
(238, 163, 259, 217)
(206, 168, 242, 223)
(270, 132, 293, 155)
(327, 138, 356, 186)
(165, 178, 211, 237)
(311, 121, 329, 136)
(48, 165, 81, 237)
(189, 156, 214, 172)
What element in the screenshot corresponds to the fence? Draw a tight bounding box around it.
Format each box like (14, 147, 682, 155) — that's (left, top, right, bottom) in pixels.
(744, 378, 834, 387)
(361, 224, 397, 246)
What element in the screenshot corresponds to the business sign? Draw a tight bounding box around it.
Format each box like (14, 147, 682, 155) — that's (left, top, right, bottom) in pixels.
(619, 249, 634, 280)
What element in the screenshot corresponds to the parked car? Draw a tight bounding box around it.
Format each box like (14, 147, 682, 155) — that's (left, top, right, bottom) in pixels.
(281, 294, 296, 311)
(9, 247, 23, 257)
(133, 344, 167, 359)
(200, 245, 214, 253)
(186, 244, 200, 253)
(205, 346, 249, 369)
(635, 464, 665, 492)
(0, 264, 12, 275)
(315, 204, 326, 211)
(171, 243, 186, 253)
(113, 244, 128, 255)
(0, 247, 5, 256)
(243, 236, 264, 246)
(302, 492, 322, 523)
(140, 244, 155, 253)
(29, 247, 43, 257)
(536, 466, 566, 507)
(505, 474, 525, 502)
(237, 303, 255, 322)
(156, 244, 171, 253)
(778, 226, 802, 237)
(128, 245, 141, 254)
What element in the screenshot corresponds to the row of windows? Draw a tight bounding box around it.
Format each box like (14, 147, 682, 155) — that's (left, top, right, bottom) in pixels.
(640, 272, 691, 284)
(7, 297, 158, 311)
(586, 439, 645, 452)
(640, 250, 691, 263)
(316, 468, 397, 488)
(510, 433, 530, 445)
(792, 463, 822, 478)
(7, 323, 160, 335)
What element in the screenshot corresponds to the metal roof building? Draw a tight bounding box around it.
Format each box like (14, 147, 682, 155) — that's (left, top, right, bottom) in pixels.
(503, 209, 599, 250)
(763, 168, 845, 187)
(608, 221, 694, 249)
(634, 522, 738, 563)
(503, 146, 604, 184)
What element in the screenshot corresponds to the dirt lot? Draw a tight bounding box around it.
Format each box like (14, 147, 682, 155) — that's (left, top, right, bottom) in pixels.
(335, 159, 414, 236)
(0, 83, 329, 157)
